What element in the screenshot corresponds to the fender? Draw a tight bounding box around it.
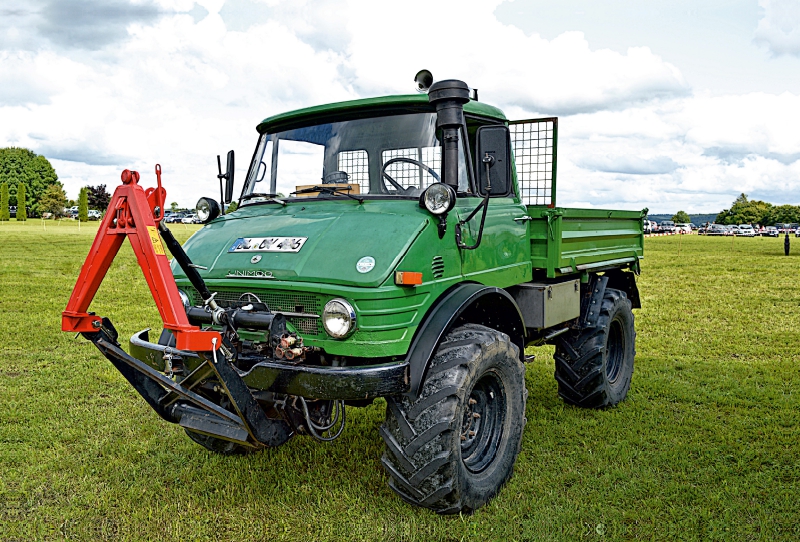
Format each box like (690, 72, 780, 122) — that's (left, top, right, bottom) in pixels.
(604, 269, 641, 309)
(405, 283, 526, 398)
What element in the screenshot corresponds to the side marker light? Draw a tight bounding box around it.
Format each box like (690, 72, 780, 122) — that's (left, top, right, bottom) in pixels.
(395, 271, 423, 286)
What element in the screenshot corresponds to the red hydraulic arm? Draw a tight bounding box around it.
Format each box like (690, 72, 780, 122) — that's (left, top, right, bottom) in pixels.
(62, 166, 221, 352)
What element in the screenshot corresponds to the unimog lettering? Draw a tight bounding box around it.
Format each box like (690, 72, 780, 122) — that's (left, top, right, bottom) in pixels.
(63, 75, 644, 515)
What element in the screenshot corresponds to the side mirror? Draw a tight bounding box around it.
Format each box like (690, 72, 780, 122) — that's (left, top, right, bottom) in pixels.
(224, 150, 235, 203)
(476, 125, 511, 196)
(217, 150, 235, 212)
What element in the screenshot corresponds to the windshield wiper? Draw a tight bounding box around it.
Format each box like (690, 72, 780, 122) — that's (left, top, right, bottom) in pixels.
(240, 193, 286, 206)
(290, 186, 364, 204)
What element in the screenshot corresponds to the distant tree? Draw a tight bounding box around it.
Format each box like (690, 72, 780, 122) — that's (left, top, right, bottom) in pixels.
(170, 202, 179, 212)
(39, 184, 68, 217)
(766, 204, 800, 226)
(226, 201, 238, 213)
(715, 193, 773, 225)
(16, 182, 26, 221)
(86, 184, 111, 210)
(672, 210, 691, 223)
(0, 183, 8, 221)
(78, 187, 89, 222)
(0, 148, 60, 214)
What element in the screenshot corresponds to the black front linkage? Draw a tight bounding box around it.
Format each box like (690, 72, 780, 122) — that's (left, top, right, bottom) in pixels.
(82, 318, 291, 449)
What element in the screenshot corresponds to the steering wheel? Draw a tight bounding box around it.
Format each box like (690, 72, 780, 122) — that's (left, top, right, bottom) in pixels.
(381, 157, 441, 194)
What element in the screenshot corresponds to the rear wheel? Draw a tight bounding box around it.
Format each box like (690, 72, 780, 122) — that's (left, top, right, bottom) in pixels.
(380, 324, 526, 514)
(554, 288, 635, 408)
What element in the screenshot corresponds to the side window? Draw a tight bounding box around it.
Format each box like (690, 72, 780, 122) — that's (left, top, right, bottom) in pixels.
(244, 137, 272, 194)
(337, 150, 369, 194)
(509, 118, 557, 206)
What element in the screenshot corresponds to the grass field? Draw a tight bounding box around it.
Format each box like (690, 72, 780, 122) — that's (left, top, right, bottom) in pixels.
(1, 220, 799, 541)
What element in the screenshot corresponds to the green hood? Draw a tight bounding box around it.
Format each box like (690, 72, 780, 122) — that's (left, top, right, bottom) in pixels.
(177, 202, 429, 288)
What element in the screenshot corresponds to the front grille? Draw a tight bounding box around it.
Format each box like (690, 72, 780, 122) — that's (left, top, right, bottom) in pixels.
(431, 256, 444, 278)
(185, 287, 323, 336)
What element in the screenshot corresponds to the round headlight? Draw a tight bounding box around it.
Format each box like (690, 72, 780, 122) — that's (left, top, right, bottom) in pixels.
(196, 197, 221, 223)
(177, 289, 191, 309)
(322, 299, 356, 339)
(419, 183, 456, 215)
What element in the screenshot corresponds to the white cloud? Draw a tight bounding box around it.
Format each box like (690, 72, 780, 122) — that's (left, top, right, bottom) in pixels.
(552, 92, 800, 212)
(755, 0, 800, 57)
(345, 0, 687, 115)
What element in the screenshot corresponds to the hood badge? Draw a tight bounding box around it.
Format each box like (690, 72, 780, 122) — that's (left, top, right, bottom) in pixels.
(227, 269, 274, 279)
(229, 236, 307, 253)
(356, 256, 375, 273)
(250, 255, 262, 264)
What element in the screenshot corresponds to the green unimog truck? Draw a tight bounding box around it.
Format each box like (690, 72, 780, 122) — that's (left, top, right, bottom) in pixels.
(66, 77, 644, 514)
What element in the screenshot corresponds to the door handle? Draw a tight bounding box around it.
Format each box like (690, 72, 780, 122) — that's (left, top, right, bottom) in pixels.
(514, 216, 533, 222)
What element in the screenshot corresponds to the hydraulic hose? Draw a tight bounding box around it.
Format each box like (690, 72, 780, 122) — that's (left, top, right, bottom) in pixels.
(158, 222, 214, 302)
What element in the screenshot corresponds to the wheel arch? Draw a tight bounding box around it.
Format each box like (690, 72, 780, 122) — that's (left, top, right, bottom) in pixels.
(405, 282, 526, 399)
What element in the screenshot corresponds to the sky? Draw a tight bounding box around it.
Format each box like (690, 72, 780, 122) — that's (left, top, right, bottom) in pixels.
(1, 0, 799, 213)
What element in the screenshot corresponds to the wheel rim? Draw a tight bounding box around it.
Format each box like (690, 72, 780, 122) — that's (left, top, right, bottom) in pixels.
(460, 370, 506, 473)
(605, 317, 625, 383)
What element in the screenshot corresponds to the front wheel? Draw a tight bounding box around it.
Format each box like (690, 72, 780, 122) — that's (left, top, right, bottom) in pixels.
(554, 287, 635, 408)
(380, 324, 527, 514)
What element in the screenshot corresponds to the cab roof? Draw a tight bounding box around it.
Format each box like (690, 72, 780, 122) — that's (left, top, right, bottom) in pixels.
(256, 94, 507, 134)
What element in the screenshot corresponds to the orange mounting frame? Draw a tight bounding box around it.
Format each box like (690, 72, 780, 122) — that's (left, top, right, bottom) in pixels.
(62, 166, 221, 352)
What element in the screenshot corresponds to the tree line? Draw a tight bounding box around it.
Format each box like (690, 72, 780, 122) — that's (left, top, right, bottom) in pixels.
(713, 194, 800, 226)
(667, 194, 799, 227)
(0, 147, 110, 221)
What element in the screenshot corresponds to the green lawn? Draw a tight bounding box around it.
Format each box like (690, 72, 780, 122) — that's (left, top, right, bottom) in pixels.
(1, 221, 798, 541)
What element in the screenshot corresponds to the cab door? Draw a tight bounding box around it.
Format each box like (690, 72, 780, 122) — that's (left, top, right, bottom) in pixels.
(457, 125, 531, 287)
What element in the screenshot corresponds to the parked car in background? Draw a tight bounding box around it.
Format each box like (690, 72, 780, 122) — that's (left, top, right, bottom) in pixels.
(181, 213, 198, 224)
(87, 210, 102, 220)
(675, 223, 692, 234)
(704, 224, 727, 235)
(736, 224, 756, 237)
(9, 205, 16, 218)
(660, 220, 676, 233)
(166, 212, 186, 223)
(762, 226, 779, 237)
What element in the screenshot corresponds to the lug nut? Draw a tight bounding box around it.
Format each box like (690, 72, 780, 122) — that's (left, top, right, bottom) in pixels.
(469, 398, 477, 405)
(468, 431, 476, 437)
(473, 413, 481, 419)
(460, 435, 466, 441)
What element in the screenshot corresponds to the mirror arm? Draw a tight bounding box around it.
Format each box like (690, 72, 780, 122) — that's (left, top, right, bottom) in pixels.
(455, 194, 489, 250)
(456, 156, 493, 250)
(217, 155, 226, 215)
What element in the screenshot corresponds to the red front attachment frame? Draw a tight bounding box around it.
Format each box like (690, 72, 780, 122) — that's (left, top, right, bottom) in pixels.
(62, 166, 220, 352)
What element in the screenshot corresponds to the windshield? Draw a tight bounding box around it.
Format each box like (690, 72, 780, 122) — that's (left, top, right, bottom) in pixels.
(241, 112, 470, 203)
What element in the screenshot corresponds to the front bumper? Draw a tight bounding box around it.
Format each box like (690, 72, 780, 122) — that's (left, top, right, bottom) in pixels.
(129, 329, 410, 400)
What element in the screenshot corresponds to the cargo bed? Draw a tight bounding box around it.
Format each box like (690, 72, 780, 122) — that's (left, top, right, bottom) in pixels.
(527, 206, 645, 278)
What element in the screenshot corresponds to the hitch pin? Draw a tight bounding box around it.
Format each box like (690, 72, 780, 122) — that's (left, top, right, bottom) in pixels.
(211, 337, 218, 363)
(163, 347, 174, 378)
